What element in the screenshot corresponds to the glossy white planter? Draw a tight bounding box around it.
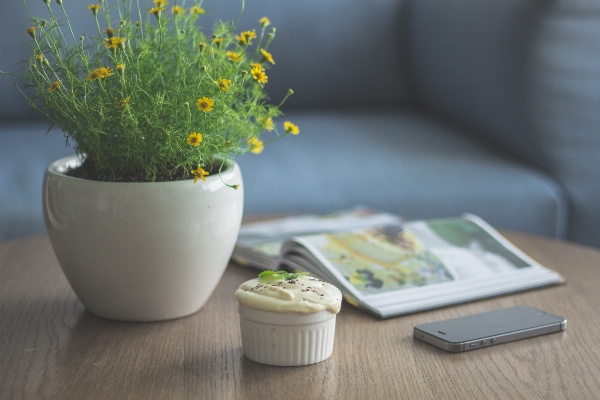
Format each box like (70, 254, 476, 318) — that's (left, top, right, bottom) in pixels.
(43, 155, 244, 322)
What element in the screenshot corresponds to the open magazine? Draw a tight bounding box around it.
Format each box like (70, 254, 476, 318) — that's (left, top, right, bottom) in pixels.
(233, 210, 564, 319)
(233, 207, 403, 270)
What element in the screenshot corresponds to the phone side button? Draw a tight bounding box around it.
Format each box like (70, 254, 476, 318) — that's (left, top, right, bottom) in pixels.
(491, 338, 497, 344)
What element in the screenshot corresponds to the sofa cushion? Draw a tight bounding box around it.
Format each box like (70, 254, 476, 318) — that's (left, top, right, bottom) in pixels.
(406, 0, 539, 158)
(407, 0, 600, 248)
(0, 120, 76, 241)
(0, 111, 567, 242)
(526, 0, 600, 247)
(236, 110, 568, 239)
(220, 0, 409, 109)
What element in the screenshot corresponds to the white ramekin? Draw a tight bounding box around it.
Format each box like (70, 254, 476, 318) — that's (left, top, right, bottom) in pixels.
(238, 303, 337, 366)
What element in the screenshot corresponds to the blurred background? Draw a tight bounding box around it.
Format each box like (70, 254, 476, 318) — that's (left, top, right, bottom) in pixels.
(1, 0, 599, 248)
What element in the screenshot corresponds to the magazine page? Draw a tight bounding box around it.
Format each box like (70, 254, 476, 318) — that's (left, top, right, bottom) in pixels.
(282, 214, 564, 318)
(232, 207, 402, 270)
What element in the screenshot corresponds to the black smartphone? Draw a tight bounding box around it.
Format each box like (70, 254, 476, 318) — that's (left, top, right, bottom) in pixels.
(413, 306, 566, 352)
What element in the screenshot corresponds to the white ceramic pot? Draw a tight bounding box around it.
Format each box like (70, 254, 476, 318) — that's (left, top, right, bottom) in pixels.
(43, 155, 244, 321)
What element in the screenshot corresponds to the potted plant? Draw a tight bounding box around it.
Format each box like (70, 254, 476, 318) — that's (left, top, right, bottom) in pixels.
(15, 0, 299, 321)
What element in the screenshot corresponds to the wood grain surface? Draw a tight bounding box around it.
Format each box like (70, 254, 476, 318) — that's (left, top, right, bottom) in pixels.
(1, 230, 599, 399)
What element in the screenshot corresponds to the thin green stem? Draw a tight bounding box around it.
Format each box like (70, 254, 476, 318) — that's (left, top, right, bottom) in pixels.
(59, 4, 86, 63)
(44, 2, 69, 50)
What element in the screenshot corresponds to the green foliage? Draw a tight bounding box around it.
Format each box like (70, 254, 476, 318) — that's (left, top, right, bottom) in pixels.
(19, 0, 297, 182)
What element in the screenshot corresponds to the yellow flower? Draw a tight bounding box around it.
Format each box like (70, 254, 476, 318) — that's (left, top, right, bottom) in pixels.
(226, 51, 243, 62)
(87, 67, 114, 81)
(88, 4, 102, 16)
(263, 117, 274, 132)
(236, 30, 256, 45)
(251, 62, 264, 72)
(116, 63, 126, 74)
(104, 28, 116, 38)
(251, 66, 268, 84)
(259, 17, 271, 27)
(213, 37, 224, 47)
(104, 37, 126, 50)
(248, 137, 264, 154)
(35, 54, 46, 64)
(260, 49, 275, 65)
(191, 166, 209, 183)
(196, 97, 214, 112)
(115, 96, 132, 108)
(153, 0, 167, 6)
(284, 121, 299, 135)
(149, 7, 165, 18)
(186, 132, 203, 147)
(48, 80, 61, 93)
(190, 6, 205, 15)
(217, 78, 231, 92)
(26, 27, 36, 38)
(171, 5, 185, 15)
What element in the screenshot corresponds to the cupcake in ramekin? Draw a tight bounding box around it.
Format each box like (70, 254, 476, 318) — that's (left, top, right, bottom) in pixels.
(235, 270, 342, 366)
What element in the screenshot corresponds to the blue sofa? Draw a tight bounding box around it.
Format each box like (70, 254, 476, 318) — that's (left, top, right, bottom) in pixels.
(1, 0, 599, 248)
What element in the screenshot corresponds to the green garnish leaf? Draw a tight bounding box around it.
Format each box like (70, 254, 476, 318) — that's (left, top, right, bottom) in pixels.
(258, 270, 309, 283)
(258, 270, 277, 277)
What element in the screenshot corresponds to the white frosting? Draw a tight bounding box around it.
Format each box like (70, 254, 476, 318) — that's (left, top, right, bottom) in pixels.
(235, 275, 342, 314)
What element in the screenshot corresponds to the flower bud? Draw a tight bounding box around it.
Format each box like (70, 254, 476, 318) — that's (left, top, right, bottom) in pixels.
(26, 27, 36, 38)
(35, 54, 48, 66)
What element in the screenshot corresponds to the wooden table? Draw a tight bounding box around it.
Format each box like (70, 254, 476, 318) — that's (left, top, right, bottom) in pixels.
(2, 230, 600, 399)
